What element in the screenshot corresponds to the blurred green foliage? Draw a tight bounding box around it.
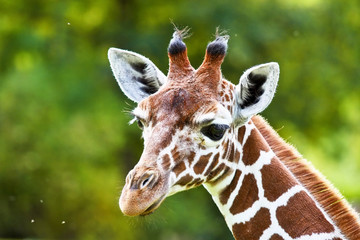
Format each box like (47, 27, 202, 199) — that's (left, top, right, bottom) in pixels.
(0, 0, 359, 239)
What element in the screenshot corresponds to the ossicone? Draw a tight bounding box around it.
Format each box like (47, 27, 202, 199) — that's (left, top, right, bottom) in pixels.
(168, 27, 190, 55)
(167, 26, 194, 80)
(204, 29, 229, 64)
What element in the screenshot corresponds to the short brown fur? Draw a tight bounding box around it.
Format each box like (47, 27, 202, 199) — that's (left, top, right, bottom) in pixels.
(276, 191, 335, 238)
(230, 173, 259, 214)
(232, 207, 271, 240)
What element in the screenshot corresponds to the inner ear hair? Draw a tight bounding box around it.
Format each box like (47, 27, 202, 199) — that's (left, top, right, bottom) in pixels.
(130, 61, 147, 75)
(235, 62, 279, 122)
(240, 72, 267, 109)
(132, 61, 163, 95)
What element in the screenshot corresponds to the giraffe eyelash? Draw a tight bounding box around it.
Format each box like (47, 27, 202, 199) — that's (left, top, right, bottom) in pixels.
(129, 117, 137, 125)
(129, 115, 145, 129)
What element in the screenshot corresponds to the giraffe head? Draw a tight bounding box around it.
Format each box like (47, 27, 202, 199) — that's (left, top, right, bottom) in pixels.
(108, 29, 279, 216)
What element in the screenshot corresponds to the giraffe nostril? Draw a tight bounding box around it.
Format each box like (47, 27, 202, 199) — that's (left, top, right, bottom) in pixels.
(126, 170, 134, 185)
(138, 172, 157, 189)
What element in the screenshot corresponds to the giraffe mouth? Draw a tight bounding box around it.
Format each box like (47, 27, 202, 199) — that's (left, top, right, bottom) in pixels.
(140, 194, 166, 216)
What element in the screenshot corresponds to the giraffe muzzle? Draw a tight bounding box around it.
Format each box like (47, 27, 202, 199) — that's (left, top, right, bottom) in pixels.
(120, 168, 169, 216)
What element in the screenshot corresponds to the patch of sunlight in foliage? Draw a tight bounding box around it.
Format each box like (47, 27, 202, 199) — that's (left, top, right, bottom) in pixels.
(278, 0, 325, 8)
(14, 52, 36, 71)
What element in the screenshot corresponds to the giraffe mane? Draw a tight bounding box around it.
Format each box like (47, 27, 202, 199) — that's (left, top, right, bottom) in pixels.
(252, 115, 360, 240)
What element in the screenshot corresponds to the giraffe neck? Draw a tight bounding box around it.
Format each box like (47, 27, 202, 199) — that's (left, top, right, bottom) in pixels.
(203, 116, 355, 240)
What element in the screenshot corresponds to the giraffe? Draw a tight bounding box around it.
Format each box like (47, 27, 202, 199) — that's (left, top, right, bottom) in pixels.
(108, 28, 360, 240)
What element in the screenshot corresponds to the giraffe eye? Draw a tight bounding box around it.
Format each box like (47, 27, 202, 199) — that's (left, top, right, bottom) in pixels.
(137, 119, 144, 129)
(130, 115, 145, 129)
(201, 124, 230, 141)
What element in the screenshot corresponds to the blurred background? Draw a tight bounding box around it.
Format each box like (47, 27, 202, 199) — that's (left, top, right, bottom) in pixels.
(0, 0, 359, 239)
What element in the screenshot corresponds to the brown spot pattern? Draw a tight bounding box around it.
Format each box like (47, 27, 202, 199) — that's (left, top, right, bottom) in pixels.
(261, 157, 298, 202)
(234, 150, 240, 163)
(175, 174, 193, 186)
(187, 151, 196, 165)
(232, 208, 271, 240)
(269, 234, 284, 240)
(276, 191, 335, 238)
(222, 139, 229, 158)
(194, 153, 212, 174)
(228, 143, 235, 162)
(219, 169, 242, 205)
(242, 129, 270, 165)
(230, 174, 259, 215)
(229, 84, 234, 91)
(222, 140, 234, 160)
(237, 126, 246, 145)
(253, 115, 360, 240)
(204, 153, 219, 177)
(207, 163, 225, 182)
(214, 166, 231, 184)
(188, 178, 204, 188)
(173, 161, 186, 177)
(171, 146, 180, 161)
(162, 154, 171, 171)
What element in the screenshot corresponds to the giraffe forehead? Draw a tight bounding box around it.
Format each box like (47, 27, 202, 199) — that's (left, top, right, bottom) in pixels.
(140, 86, 217, 125)
(138, 78, 236, 124)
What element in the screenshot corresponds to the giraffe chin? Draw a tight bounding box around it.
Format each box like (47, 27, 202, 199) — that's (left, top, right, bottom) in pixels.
(139, 194, 166, 216)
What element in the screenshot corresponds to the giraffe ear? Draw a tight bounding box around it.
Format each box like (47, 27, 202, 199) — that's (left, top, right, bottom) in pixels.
(108, 48, 167, 103)
(234, 62, 279, 121)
